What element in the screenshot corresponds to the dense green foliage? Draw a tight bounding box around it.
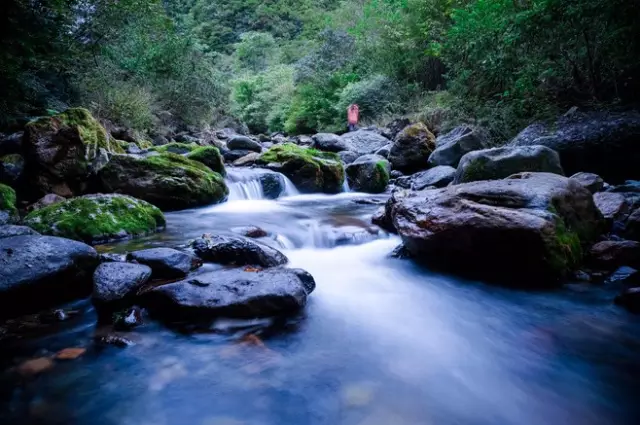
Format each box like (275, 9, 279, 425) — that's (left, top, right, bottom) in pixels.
(2, 0, 638, 140)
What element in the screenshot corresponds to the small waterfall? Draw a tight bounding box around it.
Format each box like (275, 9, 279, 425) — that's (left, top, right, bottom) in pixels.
(226, 168, 298, 201)
(342, 176, 350, 193)
(300, 220, 384, 248)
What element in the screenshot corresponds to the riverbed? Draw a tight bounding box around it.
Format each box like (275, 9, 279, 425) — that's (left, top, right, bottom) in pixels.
(1, 169, 639, 425)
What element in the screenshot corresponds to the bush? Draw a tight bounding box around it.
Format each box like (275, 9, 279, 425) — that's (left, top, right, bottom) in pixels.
(337, 75, 402, 123)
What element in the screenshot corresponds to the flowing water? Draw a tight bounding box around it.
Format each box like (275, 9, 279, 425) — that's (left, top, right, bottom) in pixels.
(1, 168, 640, 425)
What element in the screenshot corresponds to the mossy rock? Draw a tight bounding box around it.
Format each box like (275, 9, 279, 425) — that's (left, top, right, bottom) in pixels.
(99, 153, 228, 211)
(0, 153, 24, 185)
(0, 183, 19, 225)
(23, 108, 124, 199)
(24, 194, 166, 245)
(346, 155, 390, 194)
(388, 123, 436, 173)
(186, 146, 226, 176)
(259, 144, 344, 193)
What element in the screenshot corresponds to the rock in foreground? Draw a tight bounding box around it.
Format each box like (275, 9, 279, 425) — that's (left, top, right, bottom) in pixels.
(92, 262, 152, 307)
(0, 235, 98, 317)
(388, 172, 603, 284)
(143, 267, 315, 320)
(127, 248, 194, 279)
(24, 194, 166, 244)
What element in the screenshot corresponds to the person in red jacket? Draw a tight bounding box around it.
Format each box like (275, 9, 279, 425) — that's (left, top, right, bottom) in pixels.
(347, 104, 359, 132)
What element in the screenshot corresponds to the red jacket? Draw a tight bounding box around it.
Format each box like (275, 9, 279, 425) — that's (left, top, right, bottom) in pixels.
(347, 105, 359, 125)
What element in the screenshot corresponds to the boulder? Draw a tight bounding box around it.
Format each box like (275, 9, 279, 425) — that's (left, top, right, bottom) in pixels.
(0, 225, 39, 238)
(338, 151, 360, 165)
(428, 126, 489, 168)
(390, 170, 403, 179)
(224, 149, 255, 163)
(148, 142, 198, 155)
(345, 155, 390, 194)
(232, 152, 260, 167)
(311, 133, 353, 153)
(594, 192, 628, 223)
(24, 194, 166, 245)
(186, 146, 226, 176)
(589, 240, 640, 271)
(99, 153, 228, 210)
(387, 172, 604, 284)
(0, 184, 18, 225)
(615, 287, 640, 313)
(453, 145, 564, 184)
(0, 235, 98, 317)
(127, 248, 194, 279)
(142, 267, 315, 320)
(388, 123, 436, 173)
(339, 130, 391, 155)
(374, 144, 392, 158)
(570, 172, 604, 194)
(0, 132, 23, 156)
(411, 166, 456, 190)
(258, 144, 344, 194)
(623, 208, 640, 241)
(510, 111, 640, 182)
(227, 135, 262, 153)
(92, 262, 152, 307)
(22, 108, 124, 199)
(233, 226, 268, 238)
(27, 193, 65, 212)
(259, 172, 287, 199)
(191, 234, 288, 268)
(0, 154, 24, 186)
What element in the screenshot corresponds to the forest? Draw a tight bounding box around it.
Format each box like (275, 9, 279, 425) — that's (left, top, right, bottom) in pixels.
(2, 0, 639, 142)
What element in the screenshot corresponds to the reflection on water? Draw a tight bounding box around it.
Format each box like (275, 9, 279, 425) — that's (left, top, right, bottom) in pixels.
(2, 172, 640, 425)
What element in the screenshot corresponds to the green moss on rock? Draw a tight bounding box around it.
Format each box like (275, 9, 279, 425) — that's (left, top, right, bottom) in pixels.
(99, 153, 228, 210)
(187, 146, 226, 176)
(24, 194, 166, 244)
(26, 108, 124, 157)
(259, 144, 344, 193)
(0, 183, 18, 217)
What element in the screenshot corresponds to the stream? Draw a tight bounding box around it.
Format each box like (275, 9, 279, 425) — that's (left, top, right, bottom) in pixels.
(1, 168, 640, 425)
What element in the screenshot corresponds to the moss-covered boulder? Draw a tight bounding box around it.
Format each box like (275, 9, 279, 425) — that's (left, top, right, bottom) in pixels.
(0, 183, 19, 225)
(149, 142, 199, 155)
(387, 172, 604, 285)
(453, 145, 564, 184)
(23, 108, 124, 199)
(346, 154, 390, 194)
(186, 146, 226, 176)
(259, 144, 344, 193)
(99, 153, 228, 210)
(24, 194, 166, 244)
(388, 123, 436, 173)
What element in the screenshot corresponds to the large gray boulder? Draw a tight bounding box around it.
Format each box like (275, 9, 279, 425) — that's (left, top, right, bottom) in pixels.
(410, 166, 456, 190)
(311, 133, 353, 153)
(0, 225, 39, 239)
(453, 145, 564, 184)
(227, 135, 262, 153)
(142, 267, 316, 320)
(387, 172, 604, 284)
(191, 234, 288, 268)
(0, 235, 98, 316)
(388, 123, 436, 174)
(346, 154, 390, 194)
(428, 126, 488, 168)
(510, 111, 640, 182)
(339, 130, 391, 155)
(338, 151, 360, 164)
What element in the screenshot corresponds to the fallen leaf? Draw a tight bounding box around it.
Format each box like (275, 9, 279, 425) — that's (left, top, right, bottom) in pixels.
(243, 266, 262, 273)
(239, 334, 265, 347)
(55, 348, 86, 360)
(17, 358, 54, 376)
